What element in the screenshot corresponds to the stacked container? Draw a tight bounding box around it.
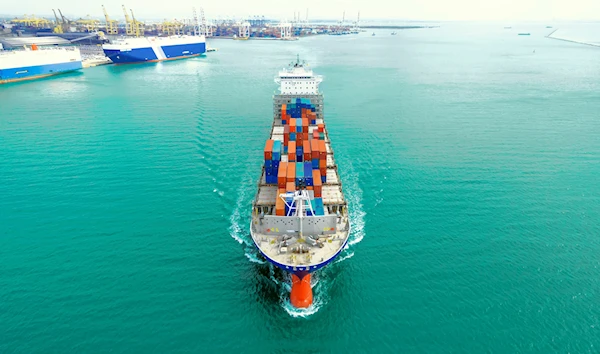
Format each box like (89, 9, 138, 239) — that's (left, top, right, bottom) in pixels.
(271, 97, 329, 209)
(264, 140, 282, 184)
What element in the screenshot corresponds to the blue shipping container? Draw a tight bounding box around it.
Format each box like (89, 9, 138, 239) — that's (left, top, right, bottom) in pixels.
(314, 198, 324, 216)
(304, 162, 313, 186)
(273, 141, 282, 161)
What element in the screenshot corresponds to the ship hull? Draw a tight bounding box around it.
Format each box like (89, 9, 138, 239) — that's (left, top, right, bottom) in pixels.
(103, 40, 206, 64)
(1, 61, 82, 83)
(250, 225, 350, 276)
(0, 49, 82, 84)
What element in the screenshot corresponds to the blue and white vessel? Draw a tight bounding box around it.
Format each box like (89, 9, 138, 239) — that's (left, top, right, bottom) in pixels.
(102, 35, 206, 64)
(0, 46, 82, 84)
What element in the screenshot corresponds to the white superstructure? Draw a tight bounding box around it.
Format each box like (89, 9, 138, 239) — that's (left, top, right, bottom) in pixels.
(275, 59, 323, 95)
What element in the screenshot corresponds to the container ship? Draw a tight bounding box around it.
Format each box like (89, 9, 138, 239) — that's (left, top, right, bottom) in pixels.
(102, 35, 206, 64)
(251, 58, 350, 308)
(0, 45, 82, 84)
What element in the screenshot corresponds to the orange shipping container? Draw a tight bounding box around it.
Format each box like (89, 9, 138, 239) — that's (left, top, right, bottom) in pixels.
(312, 169, 322, 186)
(319, 167, 326, 178)
(286, 181, 296, 192)
(278, 162, 288, 188)
(318, 140, 327, 160)
(314, 185, 322, 197)
(302, 118, 308, 128)
(313, 131, 319, 140)
(303, 141, 311, 161)
(319, 159, 327, 169)
(275, 193, 285, 216)
(318, 124, 324, 133)
(288, 141, 296, 162)
(287, 162, 296, 183)
(264, 140, 274, 160)
(311, 140, 319, 160)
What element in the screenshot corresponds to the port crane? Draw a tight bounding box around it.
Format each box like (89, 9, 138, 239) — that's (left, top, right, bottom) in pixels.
(129, 8, 144, 37)
(102, 5, 119, 35)
(122, 5, 134, 36)
(51, 9, 64, 33)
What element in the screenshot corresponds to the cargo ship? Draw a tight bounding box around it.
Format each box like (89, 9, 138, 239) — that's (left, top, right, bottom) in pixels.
(250, 58, 350, 309)
(0, 45, 82, 84)
(102, 35, 206, 64)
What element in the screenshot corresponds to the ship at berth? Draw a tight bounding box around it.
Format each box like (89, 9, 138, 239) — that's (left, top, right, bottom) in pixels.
(102, 35, 206, 64)
(0, 45, 82, 84)
(250, 58, 350, 309)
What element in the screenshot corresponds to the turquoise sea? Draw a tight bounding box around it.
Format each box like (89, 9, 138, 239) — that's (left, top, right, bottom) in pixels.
(2, 23, 600, 352)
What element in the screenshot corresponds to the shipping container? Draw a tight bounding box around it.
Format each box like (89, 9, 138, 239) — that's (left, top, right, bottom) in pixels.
(303, 140, 311, 161)
(287, 162, 296, 182)
(288, 141, 296, 162)
(304, 162, 313, 186)
(278, 161, 288, 188)
(318, 140, 327, 160)
(295, 161, 304, 186)
(286, 181, 295, 192)
(275, 193, 285, 216)
(310, 140, 319, 160)
(264, 139, 274, 160)
(272, 140, 282, 161)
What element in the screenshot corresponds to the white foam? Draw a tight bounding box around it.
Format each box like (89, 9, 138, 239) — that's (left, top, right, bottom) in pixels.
(245, 252, 266, 264)
(334, 250, 355, 264)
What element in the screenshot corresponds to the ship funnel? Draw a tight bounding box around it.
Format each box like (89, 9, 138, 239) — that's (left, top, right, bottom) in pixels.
(290, 273, 313, 308)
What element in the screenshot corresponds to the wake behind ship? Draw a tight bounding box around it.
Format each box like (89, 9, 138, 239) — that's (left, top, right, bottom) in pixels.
(250, 58, 350, 309)
(102, 35, 206, 64)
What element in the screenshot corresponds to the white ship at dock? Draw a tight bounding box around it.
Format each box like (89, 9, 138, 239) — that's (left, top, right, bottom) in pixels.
(0, 45, 82, 84)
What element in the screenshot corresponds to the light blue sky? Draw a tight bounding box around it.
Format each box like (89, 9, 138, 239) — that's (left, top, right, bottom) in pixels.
(4, 0, 600, 21)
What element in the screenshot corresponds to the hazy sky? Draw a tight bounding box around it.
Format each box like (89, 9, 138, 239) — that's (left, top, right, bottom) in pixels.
(4, 0, 600, 21)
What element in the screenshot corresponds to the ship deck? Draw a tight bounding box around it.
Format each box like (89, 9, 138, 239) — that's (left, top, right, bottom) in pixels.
(255, 118, 346, 209)
(252, 227, 349, 269)
(251, 100, 349, 269)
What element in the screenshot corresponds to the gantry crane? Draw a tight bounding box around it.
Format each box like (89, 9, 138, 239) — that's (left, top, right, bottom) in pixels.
(52, 9, 64, 33)
(57, 9, 70, 31)
(122, 5, 134, 36)
(102, 5, 118, 35)
(129, 8, 143, 37)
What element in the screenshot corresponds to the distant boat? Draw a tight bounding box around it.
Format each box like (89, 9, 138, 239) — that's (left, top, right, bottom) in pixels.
(372, 32, 375, 36)
(504, 26, 512, 29)
(546, 26, 553, 28)
(391, 32, 397, 35)
(518, 33, 531, 36)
